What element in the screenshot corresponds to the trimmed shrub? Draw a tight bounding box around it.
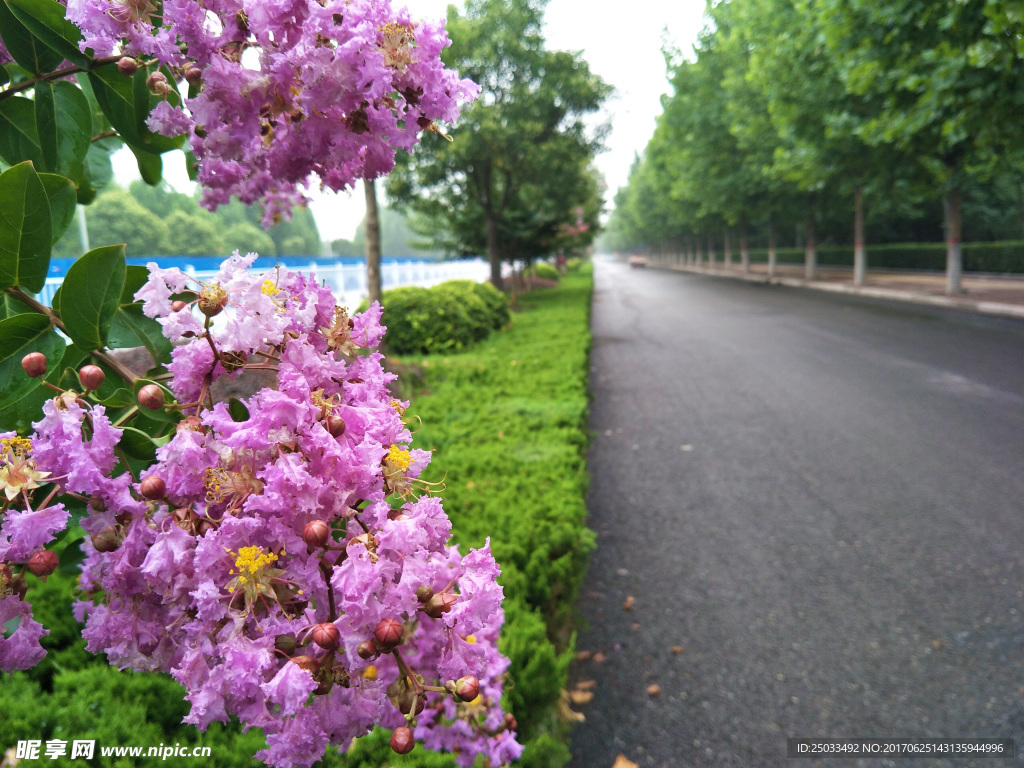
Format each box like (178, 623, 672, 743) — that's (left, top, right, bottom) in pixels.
(380, 280, 510, 355)
(531, 261, 560, 281)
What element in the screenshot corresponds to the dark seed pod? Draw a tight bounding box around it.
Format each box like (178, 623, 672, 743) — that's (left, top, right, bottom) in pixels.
(455, 675, 479, 702)
(373, 617, 403, 650)
(302, 519, 330, 548)
(116, 56, 137, 76)
(390, 726, 415, 755)
(78, 365, 105, 391)
(422, 591, 457, 619)
(326, 414, 346, 437)
(90, 527, 121, 553)
(140, 475, 166, 500)
(415, 585, 434, 604)
(289, 655, 320, 675)
(21, 352, 47, 378)
(357, 640, 378, 660)
(27, 550, 59, 579)
(274, 635, 297, 655)
(184, 67, 203, 86)
(138, 384, 165, 410)
(312, 622, 340, 650)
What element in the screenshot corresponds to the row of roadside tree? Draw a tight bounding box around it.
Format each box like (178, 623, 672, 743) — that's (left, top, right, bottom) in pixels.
(601, 0, 1024, 293)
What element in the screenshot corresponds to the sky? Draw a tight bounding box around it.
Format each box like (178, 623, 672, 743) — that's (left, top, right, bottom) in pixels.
(113, 0, 708, 243)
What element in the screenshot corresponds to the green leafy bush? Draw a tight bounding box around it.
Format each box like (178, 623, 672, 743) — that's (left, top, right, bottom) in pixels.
(530, 261, 560, 281)
(565, 257, 582, 272)
(379, 280, 509, 355)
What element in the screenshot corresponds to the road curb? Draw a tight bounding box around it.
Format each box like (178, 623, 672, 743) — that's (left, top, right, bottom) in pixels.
(652, 263, 1024, 320)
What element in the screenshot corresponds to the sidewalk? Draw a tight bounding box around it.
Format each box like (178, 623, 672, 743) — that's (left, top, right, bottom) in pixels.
(649, 260, 1024, 320)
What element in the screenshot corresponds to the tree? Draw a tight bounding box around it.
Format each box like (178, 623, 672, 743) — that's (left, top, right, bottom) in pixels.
(388, 0, 610, 289)
(86, 188, 170, 256)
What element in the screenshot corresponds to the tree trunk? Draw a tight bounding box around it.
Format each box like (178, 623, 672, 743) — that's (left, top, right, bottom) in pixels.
(853, 185, 866, 287)
(768, 219, 777, 279)
(724, 229, 732, 269)
(707, 235, 715, 267)
(696, 239, 703, 267)
(363, 179, 382, 306)
(486, 212, 503, 290)
(740, 222, 750, 274)
(805, 197, 817, 280)
(945, 186, 963, 295)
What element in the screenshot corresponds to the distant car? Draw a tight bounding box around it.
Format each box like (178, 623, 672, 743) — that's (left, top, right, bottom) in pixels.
(628, 254, 647, 268)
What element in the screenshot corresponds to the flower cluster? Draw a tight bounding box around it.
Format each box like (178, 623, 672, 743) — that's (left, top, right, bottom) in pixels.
(65, 0, 479, 222)
(2, 254, 520, 768)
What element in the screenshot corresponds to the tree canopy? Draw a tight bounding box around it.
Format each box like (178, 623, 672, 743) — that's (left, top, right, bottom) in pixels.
(387, 0, 609, 287)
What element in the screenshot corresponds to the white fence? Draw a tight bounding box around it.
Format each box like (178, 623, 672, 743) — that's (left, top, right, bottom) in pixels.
(36, 258, 490, 309)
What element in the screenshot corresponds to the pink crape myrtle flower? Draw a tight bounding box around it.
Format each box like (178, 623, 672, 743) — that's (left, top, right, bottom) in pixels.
(65, 0, 479, 222)
(23, 254, 521, 768)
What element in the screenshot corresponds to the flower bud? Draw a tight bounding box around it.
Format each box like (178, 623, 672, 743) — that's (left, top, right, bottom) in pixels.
(390, 726, 415, 755)
(197, 519, 217, 537)
(140, 475, 166, 500)
(145, 70, 167, 93)
(373, 617, 403, 650)
(325, 414, 346, 437)
(78, 364, 105, 391)
(91, 527, 121, 553)
(27, 549, 59, 580)
(357, 640, 378, 660)
(21, 352, 47, 378)
(138, 384, 165, 410)
(170, 300, 188, 312)
(116, 56, 137, 76)
(274, 635, 297, 655)
(504, 712, 517, 730)
(312, 622, 340, 650)
(302, 519, 330, 549)
(415, 585, 434, 604)
(184, 67, 203, 86)
(455, 675, 479, 702)
(422, 591, 457, 619)
(289, 655, 320, 675)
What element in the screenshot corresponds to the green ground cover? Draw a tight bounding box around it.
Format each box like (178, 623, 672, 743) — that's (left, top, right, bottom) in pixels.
(1, 266, 595, 768)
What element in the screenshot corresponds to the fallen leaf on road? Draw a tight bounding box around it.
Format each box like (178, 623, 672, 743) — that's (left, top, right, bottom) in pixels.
(568, 689, 594, 705)
(646, 684, 661, 696)
(622, 595, 635, 611)
(631, 623, 641, 631)
(592, 652, 608, 663)
(576, 650, 592, 661)
(612, 754, 639, 768)
(557, 690, 585, 723)
(576, 679, 596, 690)
(671, 645, 685, 655)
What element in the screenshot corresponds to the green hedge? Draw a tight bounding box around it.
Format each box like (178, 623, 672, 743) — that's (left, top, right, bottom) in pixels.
(530, 261, 560, 281)
(741, 241, 1024, 273)
(378, 280, 510, 355)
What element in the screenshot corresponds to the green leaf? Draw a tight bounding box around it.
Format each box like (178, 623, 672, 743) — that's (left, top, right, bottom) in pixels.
(0, 1, 63, 74)
(0, 291, 32, 319)
(34, 81, 92, 175)
(88, 64, 183, 156)
(0, 161, 52, 293)
(0, 312, 64, 411)
(89, 387, 135, 409)
(73, 135, 119, 204)
(0, 96, 43, 168)
(6, 0, 91, 69)
(107, 302, 171, 365)
(228, 397, 250, 422)
(38, 172, 77, 245)
(131, 145, 162, 185)
(58, 244, 126, 349)
(118, 426, 157, 462)
(0, 64, 9, 88)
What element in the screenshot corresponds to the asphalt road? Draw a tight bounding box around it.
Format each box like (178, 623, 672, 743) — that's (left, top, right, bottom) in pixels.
(568, 260, 1024, 768)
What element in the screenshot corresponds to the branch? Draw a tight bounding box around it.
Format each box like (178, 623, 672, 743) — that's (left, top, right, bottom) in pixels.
(6, 287, 140, 385)
(0, 55, 124, 102)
